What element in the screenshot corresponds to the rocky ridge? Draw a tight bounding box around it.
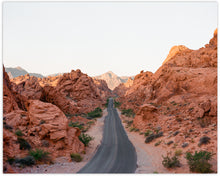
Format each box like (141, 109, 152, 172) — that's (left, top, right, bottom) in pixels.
(3, 67, 112, 173)
(115, 29, 217, 172)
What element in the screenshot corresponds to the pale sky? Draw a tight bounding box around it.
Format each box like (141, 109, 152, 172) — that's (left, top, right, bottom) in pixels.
(3, 1, 217, 77)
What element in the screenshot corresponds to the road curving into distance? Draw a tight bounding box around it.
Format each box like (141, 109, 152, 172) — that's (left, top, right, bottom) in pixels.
(78, 98, 137, 173)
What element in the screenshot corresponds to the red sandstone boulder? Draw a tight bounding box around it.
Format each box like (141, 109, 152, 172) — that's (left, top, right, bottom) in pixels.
(40, 85, 79, 115)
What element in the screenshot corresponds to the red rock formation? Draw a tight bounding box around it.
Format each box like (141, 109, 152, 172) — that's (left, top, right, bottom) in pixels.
(93, 78, 113, 99)
(162, 45, 189, 65)
(27, 100, 84, 156)
(116, 71, 153, 111)
(3, 66, 19, 113)
(40, 85, 79, 115)
(11, 74, 42, 100)
(38, 75, 62, 87)
(3, 66, 27, 113)
(56, 69, 109, 113)
(3, 100, 84, 166)
(113, 77, 133, 97)
(118, 30, 217, 172)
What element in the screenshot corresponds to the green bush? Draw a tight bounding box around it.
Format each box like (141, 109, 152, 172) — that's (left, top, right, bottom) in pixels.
(114, 101, 121, 108)
(29, 149, 50, 161)
(105, 98, 110, 107)
(17, 137, 31, 150)
(14, 156, 35, 166)
(175, 149, 183, 156)
(129, 127, 135, 132)
(144, 129, 153, 137)
(126, 120, 133, 127)
(70, 153, 83, 162)
(162, 153, 181, 168)
(185, 151, 213, 173)
(87, 107, 103, 118)
(87, 120, 95, 125)
(78, 133, 93, 147)
(155, 140, 162, 146)
(68, 121, 84, 130)
(121, 109, 135, 117)
(7, 157, 15, 165)
(15, 130, 24, 136)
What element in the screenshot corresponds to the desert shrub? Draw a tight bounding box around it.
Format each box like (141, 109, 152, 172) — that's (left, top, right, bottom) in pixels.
(155, 140, 162, 146)
(105, 98, 110, 107)
(7, 157, 15, 165)
(17, 137, 31, 150)
(175, 149, 183, 156)
(162, 153, 181, 168)
(15, 156, 35, 166)
(129, 127, 135, 132)
(134, 128, 139, 132)
(185, 151, 213, 173)
(198, 136, 210, 146)
(87, 107, 102, 118)
(68, 121, 84, 130)
(87, 120, 95, 125)
(170, 101, 177, 105)
(29, 148, 50, 161)
(121, 109, 135, 118)
(114, 100, 121, 108)
(78, 133, 93, 147)
(144, 129, 153, 137)
(70, 153, 83, 162)
(3, 124, 13, 131)
(127, 120, 133, 126)
(15, 130, 24, 136)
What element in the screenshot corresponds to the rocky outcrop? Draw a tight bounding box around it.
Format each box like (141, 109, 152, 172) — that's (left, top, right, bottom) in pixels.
(38, 75, 62, 87)
(118, 30, 217, 154)
(116, 71, 153, 111)
(56, 69, 110, 113)
(3, 67, 112, 172)
(3, 66, 19, 113)
(3, 100, 84, 165)
(162, 45, 189, 65)
(10, 69, 112, 114)
(93, 78, 113, 99)
(40, 85, 79, 115)
(3, 66, 27, 113)
(11, 74, 43, 100)
(113, 77, 133, 97)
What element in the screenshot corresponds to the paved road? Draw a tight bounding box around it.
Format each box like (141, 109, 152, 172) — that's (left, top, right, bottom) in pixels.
(78, 98, 137, 173)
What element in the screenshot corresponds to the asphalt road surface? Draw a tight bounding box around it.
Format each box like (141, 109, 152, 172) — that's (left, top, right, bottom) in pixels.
(78, 98, 137, 173)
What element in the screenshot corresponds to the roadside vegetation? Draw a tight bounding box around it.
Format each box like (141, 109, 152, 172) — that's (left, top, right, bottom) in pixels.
(121, 109, 135, 118)
(29, 148, 50, 162)
(70, 153, 83, 162)
(105, 98, 110, 107)
(87, 107, 103, 118)
(78, 133, 94, 147)
(7, 148, 51, 167)
(114, 100, 121, 108)
(162, 152, 181, 168)
(186, 150, 214, 173)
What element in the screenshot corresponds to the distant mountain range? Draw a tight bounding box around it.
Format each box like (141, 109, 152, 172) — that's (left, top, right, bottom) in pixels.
(5, 66, 133, 90)
(94, 71, 134, 90)
(5, 67, 44, 79)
